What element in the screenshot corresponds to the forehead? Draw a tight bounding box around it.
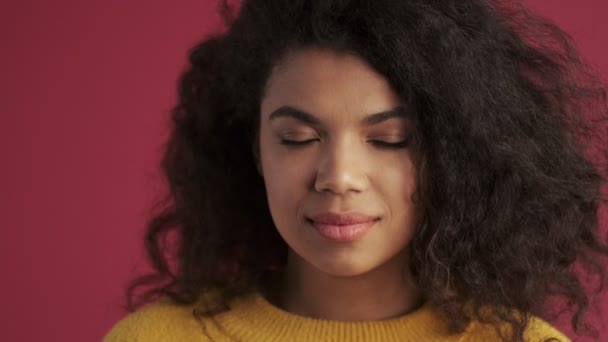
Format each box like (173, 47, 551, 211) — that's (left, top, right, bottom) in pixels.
(261, 48, 403, 122)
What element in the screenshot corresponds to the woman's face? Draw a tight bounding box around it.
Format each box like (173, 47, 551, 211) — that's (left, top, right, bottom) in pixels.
(258, 47, 419, 277)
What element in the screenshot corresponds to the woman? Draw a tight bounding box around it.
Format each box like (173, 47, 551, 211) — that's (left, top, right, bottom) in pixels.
(104, 0, 608, 341)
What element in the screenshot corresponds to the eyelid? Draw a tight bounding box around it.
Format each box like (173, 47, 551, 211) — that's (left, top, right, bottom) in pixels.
(279, 137, 411, 148)
(370, 134, 406, 140)
(279, 138, 319, 146)
(368, 135, 408, 143)
(369, 140, 409, 148)
(276, 129, 319, 146)
(278, 133, 319, 141)
(370, 134, 412, 148)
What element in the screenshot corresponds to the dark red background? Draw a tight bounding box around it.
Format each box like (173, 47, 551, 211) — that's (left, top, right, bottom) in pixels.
(1, 1, 606, 341)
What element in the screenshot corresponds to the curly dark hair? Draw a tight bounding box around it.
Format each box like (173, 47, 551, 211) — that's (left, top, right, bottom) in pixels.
(124, 0, 608, 341)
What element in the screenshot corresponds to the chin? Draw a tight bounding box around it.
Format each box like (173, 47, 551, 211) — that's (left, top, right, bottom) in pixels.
(309, 255, 379, 277)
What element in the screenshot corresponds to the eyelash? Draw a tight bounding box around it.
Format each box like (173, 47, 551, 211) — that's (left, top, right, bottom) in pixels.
(279, 138, 410, 149)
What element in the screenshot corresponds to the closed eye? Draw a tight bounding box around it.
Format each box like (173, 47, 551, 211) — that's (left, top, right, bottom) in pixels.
(368, 139, 410, 149)
(279, 138, 410, 148)
(279, 138, 319, 146)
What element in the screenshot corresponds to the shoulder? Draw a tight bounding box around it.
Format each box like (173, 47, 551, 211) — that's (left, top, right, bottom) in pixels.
(102, 299, 210, 342)
(460, 315, 571, 342)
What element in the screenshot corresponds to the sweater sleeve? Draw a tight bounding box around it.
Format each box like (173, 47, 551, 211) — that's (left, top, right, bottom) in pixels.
(102, 300, 212, 342)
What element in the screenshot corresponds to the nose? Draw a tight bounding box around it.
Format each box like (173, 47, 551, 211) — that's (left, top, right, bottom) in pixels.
(313, 137, 369, 195)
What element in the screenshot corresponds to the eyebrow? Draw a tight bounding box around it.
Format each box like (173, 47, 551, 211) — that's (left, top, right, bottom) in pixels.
(268, 105, 408, 126)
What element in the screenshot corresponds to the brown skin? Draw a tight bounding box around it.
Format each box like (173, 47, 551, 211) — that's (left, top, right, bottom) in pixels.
(257, 47, 423, 321)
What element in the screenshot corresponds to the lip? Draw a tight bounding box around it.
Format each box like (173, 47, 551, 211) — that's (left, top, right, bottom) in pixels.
(307, 212, 380, 242)
(308, 212, 379, 225)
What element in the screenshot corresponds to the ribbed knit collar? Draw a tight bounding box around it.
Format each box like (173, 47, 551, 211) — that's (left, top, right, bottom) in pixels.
(206, 291, 457, 341)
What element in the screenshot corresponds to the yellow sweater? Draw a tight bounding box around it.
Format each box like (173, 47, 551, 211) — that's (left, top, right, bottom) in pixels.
(103, 291, 570, 341)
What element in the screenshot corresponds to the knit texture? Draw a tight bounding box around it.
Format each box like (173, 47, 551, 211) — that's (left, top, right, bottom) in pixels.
(103, 291, 570, 341)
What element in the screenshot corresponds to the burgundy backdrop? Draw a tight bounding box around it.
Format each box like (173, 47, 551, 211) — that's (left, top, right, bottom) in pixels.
(1, 1, 606, 341)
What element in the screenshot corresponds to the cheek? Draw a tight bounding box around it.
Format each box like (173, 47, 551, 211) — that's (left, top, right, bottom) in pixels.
(260, 139, 313, 219)
(374, 158, 417, 211)
(372, 161, 418, 252)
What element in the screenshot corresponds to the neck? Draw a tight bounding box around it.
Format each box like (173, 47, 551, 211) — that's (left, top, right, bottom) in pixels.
(264, 249, 422, 321)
